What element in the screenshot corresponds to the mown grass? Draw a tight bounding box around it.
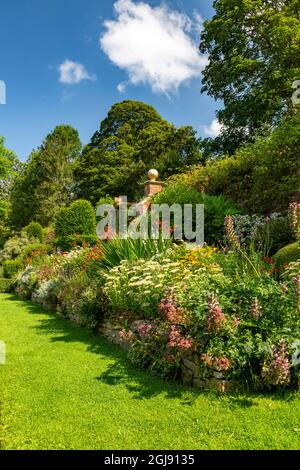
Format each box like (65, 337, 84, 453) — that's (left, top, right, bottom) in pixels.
(0, 293, 299, 450)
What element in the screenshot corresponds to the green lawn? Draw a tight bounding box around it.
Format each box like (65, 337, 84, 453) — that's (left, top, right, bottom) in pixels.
(0, 293, 299, 450)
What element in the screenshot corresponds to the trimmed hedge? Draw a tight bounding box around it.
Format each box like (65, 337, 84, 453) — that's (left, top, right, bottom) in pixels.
(56, 234, 98, 252)
(22, 243, 53, 259)
(55, 199, 96, 239)
(274, 242, 300, 269)
(0, 277, 13, 293)
(24, 222, 44, 242)
(2, 258, 24, 279)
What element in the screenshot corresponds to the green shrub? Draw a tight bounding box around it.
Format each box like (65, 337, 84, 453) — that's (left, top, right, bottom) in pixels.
(43, 226, 56, 244)
(153, 183, 204, 207)
(55, 271, 105, 328)
(15, 265, 38, 300)
(55, 199, 96, 238)
(274, 242, 300, 269)
(31, 278, 60, 310)
(201, 193, 238, 245)
(184, 113, 300, 214)
(24, 222, 44, 242)
(0, 277, 13, 293)
(56, 234, 98, 252)
(55, 199, 96, 250)
(2, 257, 24, 279)
(0, 234, 30, 262)
(256, 216, 294, 256)
(22, 243, 53, 260)
(152, 183, 238, 245)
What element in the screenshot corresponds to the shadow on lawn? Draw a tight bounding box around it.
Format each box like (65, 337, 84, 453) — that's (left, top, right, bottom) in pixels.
(8, 294, 298, 407)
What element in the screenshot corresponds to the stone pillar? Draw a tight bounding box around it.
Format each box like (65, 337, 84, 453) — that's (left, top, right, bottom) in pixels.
(144, 169, 164, 197)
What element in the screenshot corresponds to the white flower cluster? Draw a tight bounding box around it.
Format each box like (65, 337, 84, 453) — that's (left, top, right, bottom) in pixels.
(103, 259, 187, 316)
(31, 278, 60, 308)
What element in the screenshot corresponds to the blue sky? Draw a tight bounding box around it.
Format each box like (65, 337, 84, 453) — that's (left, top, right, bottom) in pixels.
(0, 0, 219, 161)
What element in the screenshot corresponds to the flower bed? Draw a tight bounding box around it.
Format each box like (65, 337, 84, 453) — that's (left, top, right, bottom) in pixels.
(99, 317, 238, 393)
(9, 233, 300, 393)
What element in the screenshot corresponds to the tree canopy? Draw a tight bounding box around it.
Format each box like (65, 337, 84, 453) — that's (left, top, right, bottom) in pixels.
(74, 100, 204, 203)
(192, 111, 300, 214)
(0, 136, 19, 200)
(199, 0, 300, 155)
(0, 136, 20, 245)
(9, 125, 81, 229)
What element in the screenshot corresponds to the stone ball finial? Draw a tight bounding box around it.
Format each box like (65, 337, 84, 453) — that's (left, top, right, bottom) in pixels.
(148, 169, 159, 181)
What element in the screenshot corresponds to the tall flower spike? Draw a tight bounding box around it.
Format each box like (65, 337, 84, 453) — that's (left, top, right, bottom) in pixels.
(288, 202, 300, 239)
(293, 275, 300, 312)
(224, 216, 240, 250)
(206, 295, 226, 332)
(250, 297, 262, 319)
(262, 339, 290, 386)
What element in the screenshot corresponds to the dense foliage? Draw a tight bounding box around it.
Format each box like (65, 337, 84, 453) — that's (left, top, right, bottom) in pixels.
(24, 222, 44, 243)
(74, 101, 204, 203)
(0, 136, 21, 247)
(1, 0, 299, 398)
(152, 182, 238, 245)
(9, 125, 81, 228)
(176, 113, 300, 214)
(54, 199, 97, 250)
(199, 0, 300, 155)
(9, 236, 300, 391)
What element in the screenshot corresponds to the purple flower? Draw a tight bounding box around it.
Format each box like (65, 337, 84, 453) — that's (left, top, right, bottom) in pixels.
(262, 340, 290, 386)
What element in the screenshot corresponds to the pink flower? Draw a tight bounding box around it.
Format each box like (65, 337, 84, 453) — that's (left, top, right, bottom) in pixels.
(224, 216, 240, 250)
(232, 317, 240, 328)
(200, 353, 214, 367)
(167, 326, 194, 350)
(118, 329, 134, 342)
(201, 354, 231, 371)
(216, 357, 231, 371)
(137, 323, 155, 338)
(293, 275, 300, 312)
(262, 340, 290, 386)
(206, 295, 226, 332)
(159, 289, 186, 325)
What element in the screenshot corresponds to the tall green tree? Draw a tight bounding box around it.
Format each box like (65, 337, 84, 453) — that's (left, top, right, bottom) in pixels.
(0, 136, 20, 245)
(0, 136, 20, 200)
(75, 101, 204, 203)
(10, 125, 81, 229)
(199, 0, 300, 155)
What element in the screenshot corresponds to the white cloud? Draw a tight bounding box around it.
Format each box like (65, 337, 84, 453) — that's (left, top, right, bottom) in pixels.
(117, 82, 127, 93)
(58, 60, 96, 85)
(100, 0, 207, 94)
(203, 119, 222, 137)
(192, 10, 205, 34)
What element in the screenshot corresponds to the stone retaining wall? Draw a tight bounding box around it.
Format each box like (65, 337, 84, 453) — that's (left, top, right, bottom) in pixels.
(99, 319, 238, 393)
(181, 354, 237, 393)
